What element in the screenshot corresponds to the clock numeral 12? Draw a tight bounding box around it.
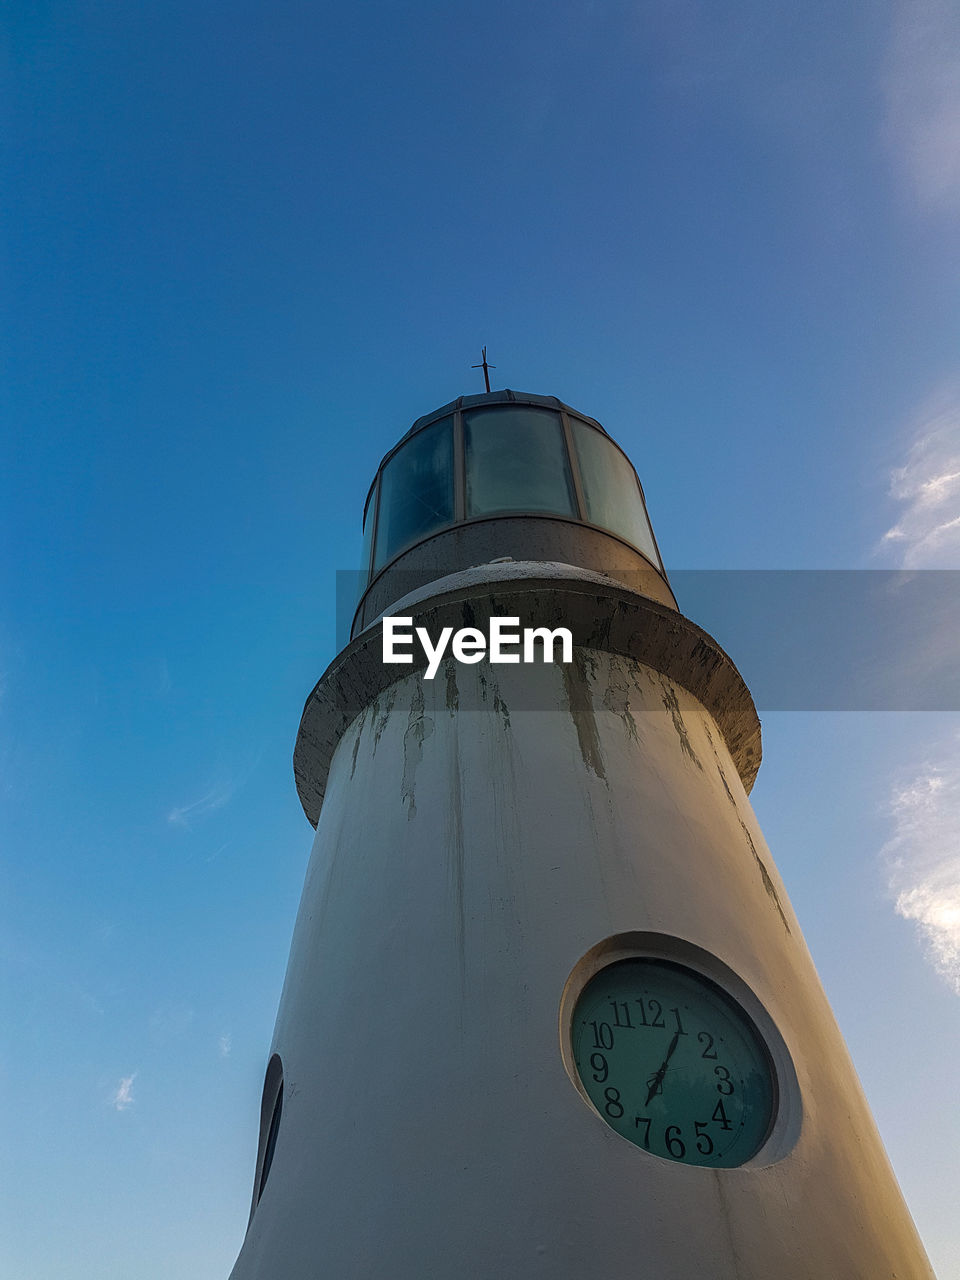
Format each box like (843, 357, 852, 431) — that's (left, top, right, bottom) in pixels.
(634, 997, 665, 1027)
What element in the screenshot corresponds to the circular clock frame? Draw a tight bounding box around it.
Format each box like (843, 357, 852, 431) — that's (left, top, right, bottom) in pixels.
(559, 933, 801, 1169)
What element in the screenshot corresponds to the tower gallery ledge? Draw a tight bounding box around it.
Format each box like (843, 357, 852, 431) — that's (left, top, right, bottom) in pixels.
(294, 561, 761, 827)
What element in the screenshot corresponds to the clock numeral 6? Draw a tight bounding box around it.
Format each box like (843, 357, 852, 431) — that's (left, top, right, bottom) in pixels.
(665, 1125, 686, 1159)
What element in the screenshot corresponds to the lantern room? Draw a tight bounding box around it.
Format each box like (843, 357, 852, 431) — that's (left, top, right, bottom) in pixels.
(352, 391, 676, 636)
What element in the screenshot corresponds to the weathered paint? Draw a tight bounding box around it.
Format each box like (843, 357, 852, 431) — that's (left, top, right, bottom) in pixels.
(230, 642, 933, 1278)
(561, 651, 606, 780)
(293, 563, 763, 826)
(231, 390, 932, 1276)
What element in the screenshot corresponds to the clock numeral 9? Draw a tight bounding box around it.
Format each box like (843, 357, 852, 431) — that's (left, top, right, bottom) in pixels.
(590, 1052, 608, 1083)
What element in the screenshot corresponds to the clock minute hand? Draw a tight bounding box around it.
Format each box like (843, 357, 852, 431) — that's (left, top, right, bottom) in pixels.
(644, 1029, 682, 1107)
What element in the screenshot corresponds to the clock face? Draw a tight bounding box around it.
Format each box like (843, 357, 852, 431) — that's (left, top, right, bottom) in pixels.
(571, 958, 776, 1167)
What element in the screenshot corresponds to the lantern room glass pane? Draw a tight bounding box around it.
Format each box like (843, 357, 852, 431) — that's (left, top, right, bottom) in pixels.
(360, 479, 378, 586)
(374, 417, 454, 570)
(464, 407, 576, 518)
(571, 419, 661, 567)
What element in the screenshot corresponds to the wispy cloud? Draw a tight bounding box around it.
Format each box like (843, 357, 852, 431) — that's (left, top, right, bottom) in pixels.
(167, 782, 234, 829)
(166, 750, 262, 831)
(884, 742, 960, 994)
(149, 1002, 194, 1043)
(153, 657, 172, 699)
(73, 983, 105, 1017)
(111, 1074, 136, 1111)
(884, 0, 960, 211)
(219, 1033, 232, 1058)
(880, 386, 960, 568)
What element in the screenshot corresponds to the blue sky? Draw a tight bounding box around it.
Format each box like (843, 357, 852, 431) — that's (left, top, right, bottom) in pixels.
(3, 1, 960, 1275)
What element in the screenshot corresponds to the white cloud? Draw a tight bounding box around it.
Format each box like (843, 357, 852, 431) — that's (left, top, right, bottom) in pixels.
(884, 0, 960, 211)
(219, 1034, 232, 1058)
(167, 782, 233, 829)
(111, 1074, 136, 1112)
(884, 745, 960, 994)
(880, 386, 960, 568)
(878, 389, 960, 993)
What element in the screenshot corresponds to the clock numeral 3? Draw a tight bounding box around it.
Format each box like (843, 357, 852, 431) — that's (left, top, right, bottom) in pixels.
(714, 1065, 734, 1095)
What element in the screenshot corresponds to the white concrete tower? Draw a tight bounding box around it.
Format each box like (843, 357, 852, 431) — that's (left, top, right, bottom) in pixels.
(229, 390, 933, 1278)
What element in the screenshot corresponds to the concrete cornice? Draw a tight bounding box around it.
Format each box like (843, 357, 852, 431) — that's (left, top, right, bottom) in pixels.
(294, 567, 761, 827)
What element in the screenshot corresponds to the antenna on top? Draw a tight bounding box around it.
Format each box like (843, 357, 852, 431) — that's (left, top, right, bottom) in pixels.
(471, 347, 496, 393)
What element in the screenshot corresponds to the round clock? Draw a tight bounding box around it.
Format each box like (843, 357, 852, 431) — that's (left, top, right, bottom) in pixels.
(570, 957, 776, 1166)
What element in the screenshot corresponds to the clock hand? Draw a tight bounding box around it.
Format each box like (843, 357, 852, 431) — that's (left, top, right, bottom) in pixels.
(644, 1029, 682, 1107)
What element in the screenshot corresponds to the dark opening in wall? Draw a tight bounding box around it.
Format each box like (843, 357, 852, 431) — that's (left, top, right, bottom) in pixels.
(254, 1054, 283, 1210)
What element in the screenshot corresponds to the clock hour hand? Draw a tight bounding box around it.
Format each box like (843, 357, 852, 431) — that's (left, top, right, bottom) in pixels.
(644, 1029, 682, 1106)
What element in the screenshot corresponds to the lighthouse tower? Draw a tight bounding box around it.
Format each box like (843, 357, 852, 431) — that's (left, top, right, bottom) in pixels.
(229, 390, 932, 1278)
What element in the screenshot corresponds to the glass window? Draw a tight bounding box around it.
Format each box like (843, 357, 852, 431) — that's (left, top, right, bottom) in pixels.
(571, 419, 661, 567)
(464, 406, 576, 518)
(360, 479, 378, 584)
(374, 417, 454, 570)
